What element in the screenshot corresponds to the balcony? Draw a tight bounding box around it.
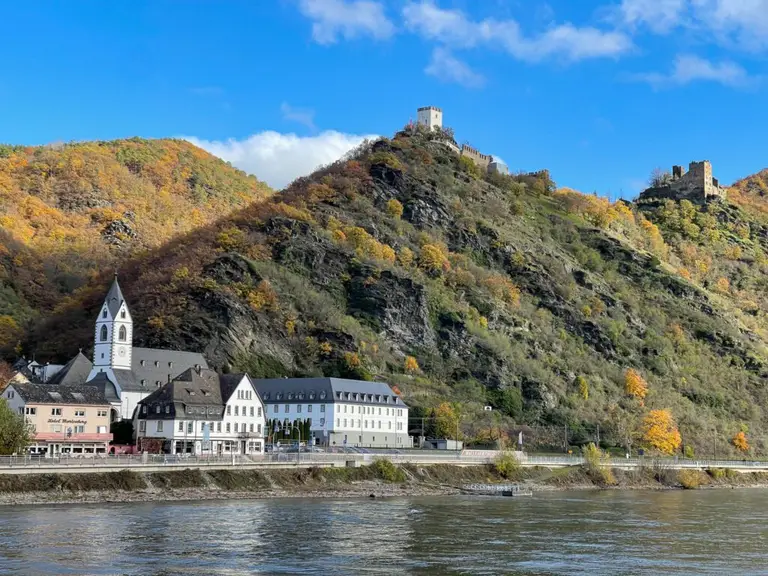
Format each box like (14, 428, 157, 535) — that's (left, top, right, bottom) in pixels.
(33, 432, 113, 443)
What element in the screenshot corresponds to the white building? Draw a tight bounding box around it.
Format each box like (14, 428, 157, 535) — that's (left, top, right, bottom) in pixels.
(417, 106, 442, 131)
(81, 275, 209, 421)
(254, 377, 410, 449)
(135, 368, 266, 455)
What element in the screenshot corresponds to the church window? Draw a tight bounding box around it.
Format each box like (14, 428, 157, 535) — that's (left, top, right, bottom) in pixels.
(118, 326, 126, 341)
(120, 310, 126, 319)
(102, 309, 107, 319)
(100, 325, 107, 341)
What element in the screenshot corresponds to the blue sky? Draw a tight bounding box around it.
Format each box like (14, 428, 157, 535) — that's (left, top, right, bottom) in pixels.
(1, 0, 768, 198)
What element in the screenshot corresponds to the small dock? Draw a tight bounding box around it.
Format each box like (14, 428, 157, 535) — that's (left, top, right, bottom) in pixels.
(461, 483, 533, 497)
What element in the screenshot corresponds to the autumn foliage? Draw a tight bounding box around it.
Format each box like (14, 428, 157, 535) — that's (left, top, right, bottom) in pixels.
(642, 409, 682, 455)
(732, 431, 749, 453)
(624, 369, 649, 401)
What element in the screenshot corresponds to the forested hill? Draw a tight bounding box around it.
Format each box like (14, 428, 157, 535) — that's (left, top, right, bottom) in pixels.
(12, 127, 768, 456)
(0, 138, 272, 345)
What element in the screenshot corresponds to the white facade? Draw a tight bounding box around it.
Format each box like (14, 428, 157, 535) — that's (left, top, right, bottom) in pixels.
(417, 106, 442, 131)
(136, 375, 266, 455)
(266, 400, 409, 448)
(92, 301, 133, 373)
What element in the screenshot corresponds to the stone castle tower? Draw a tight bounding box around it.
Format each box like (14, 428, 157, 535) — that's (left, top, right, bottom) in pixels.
(417, 106, 442, 130)
(639, 160, 726, 203)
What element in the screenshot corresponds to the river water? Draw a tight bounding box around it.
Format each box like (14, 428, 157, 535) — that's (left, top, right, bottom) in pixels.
(1, 489, 767, 575)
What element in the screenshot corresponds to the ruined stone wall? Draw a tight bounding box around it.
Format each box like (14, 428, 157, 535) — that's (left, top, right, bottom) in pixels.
(460, 144, 491, 170)
(641, 160, 727, 203)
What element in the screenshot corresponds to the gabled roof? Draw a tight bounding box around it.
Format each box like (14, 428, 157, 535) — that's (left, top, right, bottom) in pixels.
(85, 373, 121, 404)
(8, 382, 111, 405)
(48, 352, 94, 386)
(252, 377, 407, 407)
(104, 274, 126, 317)
(137, 368, 251, 420)
(100, 347, 209, 393)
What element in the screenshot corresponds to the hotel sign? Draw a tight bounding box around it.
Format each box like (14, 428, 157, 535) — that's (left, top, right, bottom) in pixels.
(47, 418, 87, 425)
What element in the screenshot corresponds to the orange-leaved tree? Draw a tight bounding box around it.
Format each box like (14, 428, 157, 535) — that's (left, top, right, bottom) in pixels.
(404, 356, 420, 373)
(732, 431, 749, 453)
(641, 409, 682, 455)
(624, 368, 648, 402)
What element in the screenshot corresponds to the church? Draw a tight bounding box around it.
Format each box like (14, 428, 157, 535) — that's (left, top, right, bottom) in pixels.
(34, 275, 209, 422)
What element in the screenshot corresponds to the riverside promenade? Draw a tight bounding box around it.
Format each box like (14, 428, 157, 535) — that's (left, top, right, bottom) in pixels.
(0, 451, 767, 475)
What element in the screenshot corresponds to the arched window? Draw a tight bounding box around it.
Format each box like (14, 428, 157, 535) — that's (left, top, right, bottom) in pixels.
(118, 326, 126, 341)
(100, 325, 108, 341)
(120, 310, 126, 319)
(102, 309, 107, 319)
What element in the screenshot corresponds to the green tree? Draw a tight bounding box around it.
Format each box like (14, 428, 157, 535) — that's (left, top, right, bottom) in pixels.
(0, 398, 31, 455)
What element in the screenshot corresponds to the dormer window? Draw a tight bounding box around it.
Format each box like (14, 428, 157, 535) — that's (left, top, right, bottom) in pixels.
(320, 391, 326, 400)
(155, 405, 160, 414)
(288, 393, 294, 400)
(141, 379, 146, 386)
(155, 361, 159, 367)
(141, 360, 146, 367)
(276, 393, 283, 400)
(309, 393, 315, 400)
(165, 406, 170, 413)
(168, 362, 173, 368)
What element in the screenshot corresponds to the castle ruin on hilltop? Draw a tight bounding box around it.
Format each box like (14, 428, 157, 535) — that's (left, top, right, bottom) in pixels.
(415, 106, 508, 175)
(639, 160, 727, 203)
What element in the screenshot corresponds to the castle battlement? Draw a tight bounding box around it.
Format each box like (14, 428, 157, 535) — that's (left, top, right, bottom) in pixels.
(639, 160, 726, 203)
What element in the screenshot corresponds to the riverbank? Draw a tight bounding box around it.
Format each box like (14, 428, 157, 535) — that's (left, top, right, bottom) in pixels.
(2, 461, 768, 506)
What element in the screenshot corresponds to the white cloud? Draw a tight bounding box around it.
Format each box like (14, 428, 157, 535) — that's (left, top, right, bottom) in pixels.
(425, 47, 485, 87)
(184, 130, 379, 189)
(298, 0, 395, 44)
(629, 54, 757, 88)
(280, 102, 316, 131)
(617, 0, 768, 50)
(402, 1, 633, 62)
(617, 0, 687, 33)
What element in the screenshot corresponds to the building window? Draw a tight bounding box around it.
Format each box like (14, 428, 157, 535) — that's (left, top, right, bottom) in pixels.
(139, 421, 146, 432)
(51, 408, 62, 416)
(217, 422, 222, 432)
(74, 410, 85, 417)
(237, 390, 241, 400)
(234, 406, 239, 416)
(141, 360, 146, 367)
(188, 422, 193, 434)
(121, 309, 126, 319)
(307, 405, 312, 413)
(364, 420, 368, 429)
(320, 405, 325, 413)
(320, 418, 325, 426)
(297, 405, 302, 413)
(25, 407, 36, 415)
(250, 423, 254, 433)
(155, 405, 160, 414)
(163, 406, 169, 414)
(118, 326, 126, 341)
(285, 404, 289, 413)
(100, 325, 107, 341)
(179, 421, 184, 432)
(273, 405, 278, 414)
(226, 423, 231, 433)
(250, 406, 254, 417)
(343, 419, 347, 427)
(141, 405, 147, 414)
(257, 424, 262, 433)
(102, 309, 107, 319)
(227, 406, 231, 416)
(343, 405, 347, 414)
(97, 410, 108, 417)
(74, 425, 85, 434)
(388, 422, 392, 430)
(157, 421, 164, 432)
(336, 418, 340, 427)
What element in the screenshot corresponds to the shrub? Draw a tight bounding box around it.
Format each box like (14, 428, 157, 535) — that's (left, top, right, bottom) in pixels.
(386, 199, 404, 219)
(642, 409, 682, 455)
(677, 469, 702, 490)
(371, 458, 406, 483)
(708, 468, 726, 480)
(624, 368, 648, 400)
(582, 442, 616, 485)
(404, 356, 420, 373)
(494, 452, 521, 480)
(419, 244, 450, 273)
(732, 431, 749, 453)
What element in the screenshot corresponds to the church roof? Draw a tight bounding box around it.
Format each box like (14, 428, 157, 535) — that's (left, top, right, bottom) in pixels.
(101, 347, 209, 393)
(9, 382, 112, 405)
(105, 275, 126, 317)
(85, 373, 122, 404)
(47, 352, 94, 386)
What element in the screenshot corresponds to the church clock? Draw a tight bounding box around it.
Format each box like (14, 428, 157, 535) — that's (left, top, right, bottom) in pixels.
(118, 346, 127, 357)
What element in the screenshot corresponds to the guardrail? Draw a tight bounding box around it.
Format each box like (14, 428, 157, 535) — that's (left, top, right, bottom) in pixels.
(1, 451, 768, 472)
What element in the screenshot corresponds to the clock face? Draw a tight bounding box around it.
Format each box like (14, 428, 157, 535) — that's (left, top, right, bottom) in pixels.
(118, 346, 126, 357)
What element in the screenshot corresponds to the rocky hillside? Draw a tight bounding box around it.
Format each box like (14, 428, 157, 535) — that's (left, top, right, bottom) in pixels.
(16, 127, 768, 456)
(0, 138, 272, 345)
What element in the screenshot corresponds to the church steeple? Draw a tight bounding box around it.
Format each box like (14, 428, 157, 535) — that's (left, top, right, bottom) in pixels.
(92, 274, 133, 371)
